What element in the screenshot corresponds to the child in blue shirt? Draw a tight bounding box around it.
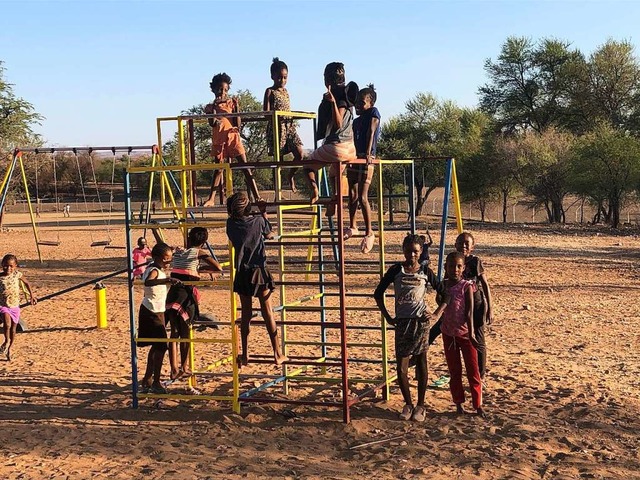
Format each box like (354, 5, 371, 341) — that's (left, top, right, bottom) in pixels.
(344, 85, 381, 254)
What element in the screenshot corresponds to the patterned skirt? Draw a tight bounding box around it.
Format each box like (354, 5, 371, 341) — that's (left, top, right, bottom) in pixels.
(395, 317, 430, 358)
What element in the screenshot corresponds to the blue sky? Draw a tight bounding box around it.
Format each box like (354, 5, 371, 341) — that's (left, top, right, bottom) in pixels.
(1, 0, 638, 149)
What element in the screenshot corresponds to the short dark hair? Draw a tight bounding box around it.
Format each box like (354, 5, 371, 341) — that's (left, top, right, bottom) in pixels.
(324, 62, 345, 85)
(446, 251, 465, 265)
(210, 72, 232, 92)
(270, 57, 288, 77)
(455, 231, 475, 244)
(2, 254, 17, 265)
(227, 191, 250, 219)
(402, 234, 424, 250)
(151, 242, 172, 259)
(188, 227, 208, 248)
(359, 84, 377, 105)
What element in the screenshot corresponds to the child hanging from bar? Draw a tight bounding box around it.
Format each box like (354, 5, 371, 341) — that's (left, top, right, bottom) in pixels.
(345, 84, 381, 254)
(0, 254, 37, 362)
(165, 227, 222, 381)
(137, 242, 179, 394)
(440, 251, 484, 416)
(203, 72, 261, 207)
(307, 62, 358, 209)
(263, 57, 307, 193)
(226, 191, 288, 366)
(374, 235, 445, 422)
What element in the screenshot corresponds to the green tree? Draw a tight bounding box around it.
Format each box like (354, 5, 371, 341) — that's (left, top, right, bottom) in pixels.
(479, 37, 582, 133)
(0, 61, 43, 152)
(379, 93, 490, 217)
(570, 124, 640, 228)
(570, 40, 640, 133)
(497, 128, 575, 223)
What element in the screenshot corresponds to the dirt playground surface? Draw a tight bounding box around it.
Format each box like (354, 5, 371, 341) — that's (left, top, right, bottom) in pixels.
(0, 211, 639, 479)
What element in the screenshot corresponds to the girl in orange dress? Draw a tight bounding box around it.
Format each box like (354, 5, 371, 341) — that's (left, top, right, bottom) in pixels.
(203, 72, 260, 207)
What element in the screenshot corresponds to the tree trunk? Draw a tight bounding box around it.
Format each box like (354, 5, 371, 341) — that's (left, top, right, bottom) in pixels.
(544, 201, 552, 223)
(610, 195, 621, 228)
(502, 189, 508, 223)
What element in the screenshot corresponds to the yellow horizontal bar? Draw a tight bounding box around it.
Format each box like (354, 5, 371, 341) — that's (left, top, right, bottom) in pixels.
(128, 163, 231, 173)
(279, 203, 318, 212)
(285, 341, 383, 348)
(129, 222, 229, 229)
(136, 338, 233, 344)
(287, 376, 389, 384)
(139, 393, 234, 401)
(202, 355, 235, 372)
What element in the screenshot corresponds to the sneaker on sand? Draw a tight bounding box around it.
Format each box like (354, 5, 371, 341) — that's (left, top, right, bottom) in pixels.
(399, 404, 414, 421)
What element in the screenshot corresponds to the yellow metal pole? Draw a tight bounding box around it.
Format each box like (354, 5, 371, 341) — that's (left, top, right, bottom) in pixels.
(450, 158, 464, 233)
(377, 162, 390, 400)
(156, 119, 167, 209)
(18, 153, 43, 263)
(178, 118, 189, 245)
(95, 283, 108, 328)
(227, 163, 240, 413)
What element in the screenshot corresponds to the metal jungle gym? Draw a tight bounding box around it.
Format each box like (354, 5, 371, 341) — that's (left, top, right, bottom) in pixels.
(126, 109, 463, 423)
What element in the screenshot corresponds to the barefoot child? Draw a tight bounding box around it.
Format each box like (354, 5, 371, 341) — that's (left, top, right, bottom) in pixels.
(263, 57, 306, 193)
(345, 84, 381, 254)
(165, 227, 222, 380)
(226, 191, 287, 366)
(137, 243, 179, 394)
(455, 231, 493, 379)
(308, 62, 358, 210)
(0, 254, 36, 361)
(374, 235, 445, 421)
(440, 251, 484, 416)
(203, 72, 260, 206)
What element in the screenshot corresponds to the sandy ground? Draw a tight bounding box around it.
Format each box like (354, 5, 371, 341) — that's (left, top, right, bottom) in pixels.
(0, 210, 639, 480)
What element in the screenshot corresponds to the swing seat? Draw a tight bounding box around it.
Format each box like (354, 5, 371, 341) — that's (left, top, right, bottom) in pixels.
(37, 240, 61, 246)
(91, 240, 112, 247)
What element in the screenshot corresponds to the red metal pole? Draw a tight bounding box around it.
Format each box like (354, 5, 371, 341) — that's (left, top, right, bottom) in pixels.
(336, 164, 350, 423)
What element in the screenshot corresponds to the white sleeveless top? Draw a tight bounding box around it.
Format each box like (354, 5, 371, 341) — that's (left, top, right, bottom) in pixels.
(141, 266, 168, 313)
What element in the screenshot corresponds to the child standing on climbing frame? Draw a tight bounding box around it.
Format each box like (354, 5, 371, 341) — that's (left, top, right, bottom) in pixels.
(440, 251, 484, 416)
(307, 62, 358, 210)
(203, 72, 261, 207)
(137, 242, 179, 394)
(345, 84, 381, 254)
(165, 227, 222, 381)
(0, 254, 37, 361)
(263, 57, 306, 193)
(374, 235, 445, 422)
(226, 191, 288, 366)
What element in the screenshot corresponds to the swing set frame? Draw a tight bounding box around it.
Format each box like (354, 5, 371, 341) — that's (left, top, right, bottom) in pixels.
(0, 146, 157, 262)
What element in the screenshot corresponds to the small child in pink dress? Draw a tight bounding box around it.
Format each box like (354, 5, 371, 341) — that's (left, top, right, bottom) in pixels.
(440, 251, 484, 416)
(132, 237, 152, 278)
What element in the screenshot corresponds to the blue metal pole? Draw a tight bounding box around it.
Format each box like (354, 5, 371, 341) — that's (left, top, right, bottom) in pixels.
(437, 159, 453, 281)
(124, 171, 139, 408)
